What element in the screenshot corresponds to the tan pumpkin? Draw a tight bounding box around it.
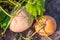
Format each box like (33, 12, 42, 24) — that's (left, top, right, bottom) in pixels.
(10, 8, 34, 32)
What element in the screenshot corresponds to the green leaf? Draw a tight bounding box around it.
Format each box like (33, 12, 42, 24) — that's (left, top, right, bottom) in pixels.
(26, 0, 45, 18)
(1, 16, 10, 29)
(0, 10, 6, 22)
(1, 22, 6, 29)
(26, 3, 37, 17)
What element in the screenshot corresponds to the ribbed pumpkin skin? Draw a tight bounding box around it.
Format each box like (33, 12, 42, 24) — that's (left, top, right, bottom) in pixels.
(35, 15, 56, 36)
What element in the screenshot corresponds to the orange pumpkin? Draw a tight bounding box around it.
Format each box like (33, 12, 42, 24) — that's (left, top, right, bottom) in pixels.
(35, 15, 56, 36)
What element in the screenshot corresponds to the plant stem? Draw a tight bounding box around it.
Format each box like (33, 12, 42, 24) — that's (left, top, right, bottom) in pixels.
(18, 33, 23, 40)
(18, 0, 21, 2)
(0, 7, 12, 17)
(21, 0, 25, 5)
(13, 6, 25, 17)
(11, 5, 20, 14)
(47, 37, 52, 40)
(28, 0, 36, 4)
(11, 6, 18, 13)
(11, 0, 25, 16)
(8, 0, 20, 7)
(23, 37, 31, 40)
(12, 5, 21, 15)
(0, 1, 8, 3)
(30, 31, 37, 38)
(30, 26, 44, 38)
(8, 0, 18, 6)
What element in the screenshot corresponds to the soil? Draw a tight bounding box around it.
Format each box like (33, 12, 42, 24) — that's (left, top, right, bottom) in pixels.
(0, 0, 60, 40)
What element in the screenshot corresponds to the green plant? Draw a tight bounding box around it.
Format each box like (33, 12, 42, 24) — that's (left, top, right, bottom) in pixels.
(26, 0, 45, 18)
(0, 0, 52, 40)
(0, 0, 24, 35)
